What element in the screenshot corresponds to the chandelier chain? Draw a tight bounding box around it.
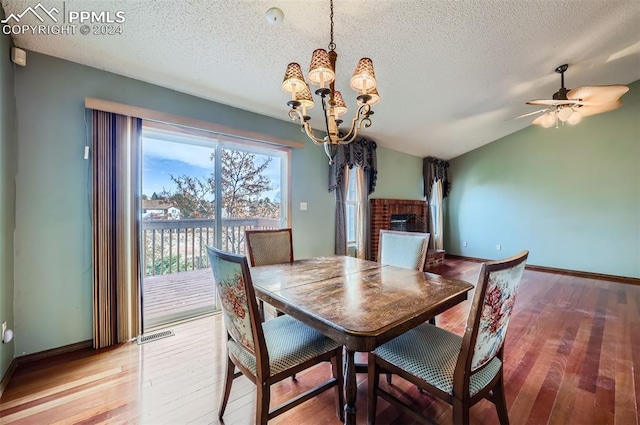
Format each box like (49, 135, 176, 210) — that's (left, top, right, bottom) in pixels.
(328, 0, 336, 51)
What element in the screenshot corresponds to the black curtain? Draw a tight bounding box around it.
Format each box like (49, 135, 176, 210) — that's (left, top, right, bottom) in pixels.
(329, 138, 377, 255)
(423, 156, 450, 199)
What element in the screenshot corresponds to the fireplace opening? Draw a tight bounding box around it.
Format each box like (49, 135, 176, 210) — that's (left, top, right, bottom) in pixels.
(389, 214, 421, 232)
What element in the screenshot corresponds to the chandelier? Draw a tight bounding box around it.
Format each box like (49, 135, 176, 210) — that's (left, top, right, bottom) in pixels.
(281, 0, 379, 164)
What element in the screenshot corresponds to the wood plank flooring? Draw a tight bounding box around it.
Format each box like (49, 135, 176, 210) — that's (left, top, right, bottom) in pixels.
(1, 258, 638, 424)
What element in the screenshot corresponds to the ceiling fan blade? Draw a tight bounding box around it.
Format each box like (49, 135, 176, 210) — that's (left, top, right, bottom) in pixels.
(567, 85, 629, 104)
(526, 99, 580, 106)
(511, 108, 550, 120)
(577, 100, 623, 117)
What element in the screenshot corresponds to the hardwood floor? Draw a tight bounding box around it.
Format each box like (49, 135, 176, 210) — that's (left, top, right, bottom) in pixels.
(1, 258, 638, 424)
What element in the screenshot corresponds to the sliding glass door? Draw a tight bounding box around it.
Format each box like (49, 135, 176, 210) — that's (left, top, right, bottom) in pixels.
(140, 123, 289, 330)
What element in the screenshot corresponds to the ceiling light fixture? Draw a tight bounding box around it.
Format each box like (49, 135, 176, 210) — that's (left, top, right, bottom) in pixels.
(265, 7, 284, 25)
(281, 0, 379, 164)
(538, 105, 583, 128)
(516, 64, 628, 129)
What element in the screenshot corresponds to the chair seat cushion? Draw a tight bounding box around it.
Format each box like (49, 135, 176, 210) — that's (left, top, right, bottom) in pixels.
(228, 315, 341, 377)
(374, 323, 502, 396)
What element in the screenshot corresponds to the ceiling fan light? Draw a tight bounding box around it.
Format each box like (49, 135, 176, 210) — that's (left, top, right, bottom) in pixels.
(540, 112, 556, 128)
(350, 58, 377, 93)
(558, 107, 574, 122)
(308, 49, 335, 87)
(567, 110, 582, 125)
(282, 63, 306, 94)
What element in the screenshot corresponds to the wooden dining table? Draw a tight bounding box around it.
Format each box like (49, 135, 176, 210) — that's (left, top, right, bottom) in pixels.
(250, 255, 474, 425)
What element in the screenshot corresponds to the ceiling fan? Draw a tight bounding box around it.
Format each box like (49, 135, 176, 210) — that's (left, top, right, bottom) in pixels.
(516, 64, 629, 128)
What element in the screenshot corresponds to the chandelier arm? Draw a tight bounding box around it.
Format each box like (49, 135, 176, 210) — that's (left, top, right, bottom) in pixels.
(288, 108, 301, 121)
(334, 102, 371, 143)
(301, 120, 326, 146)
(346, 117, 372, 143)
(289, 108, 325, 145)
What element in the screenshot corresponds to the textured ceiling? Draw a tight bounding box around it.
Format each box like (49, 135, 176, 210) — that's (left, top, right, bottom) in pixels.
(2, 0, 639, 159)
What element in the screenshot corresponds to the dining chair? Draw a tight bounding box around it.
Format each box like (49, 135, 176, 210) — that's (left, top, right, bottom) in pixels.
(245, 228, 294, 267)
(377, 229, 430, 272)
(367, 250, 529, 425)
(206, 246, 344, 425)
(378, 229, 433, 326)
(245, 228, 294, 319)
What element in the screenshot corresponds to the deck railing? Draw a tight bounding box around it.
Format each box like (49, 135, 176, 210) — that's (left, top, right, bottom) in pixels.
(142, 218, 280, 276)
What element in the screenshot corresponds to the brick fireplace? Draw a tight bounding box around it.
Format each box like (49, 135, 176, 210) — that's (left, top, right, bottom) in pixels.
(369, 198, 444, 269)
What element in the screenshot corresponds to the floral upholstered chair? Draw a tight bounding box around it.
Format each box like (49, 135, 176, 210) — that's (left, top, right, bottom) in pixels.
(367, 251, 529, 425)
(206, 246, 344, 425)
(378, 230, 430, 272)
(245, 228, 294, 267)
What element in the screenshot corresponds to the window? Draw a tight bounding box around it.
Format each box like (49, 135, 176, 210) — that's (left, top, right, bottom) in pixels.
(345, 168, 357, 245)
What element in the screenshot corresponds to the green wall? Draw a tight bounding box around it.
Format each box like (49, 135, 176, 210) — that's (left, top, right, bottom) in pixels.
(11, 51, 423, 355)
(446, 80, 640, 278)
(0, 10, 16, 382)
(373, 146, 424, 200)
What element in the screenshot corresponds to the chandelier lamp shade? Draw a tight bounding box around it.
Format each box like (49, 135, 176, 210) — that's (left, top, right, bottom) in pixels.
(281, 0, 379, 164)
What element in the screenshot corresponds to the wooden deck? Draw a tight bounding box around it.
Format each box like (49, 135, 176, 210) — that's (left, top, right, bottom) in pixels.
(142, 268, 218, 329)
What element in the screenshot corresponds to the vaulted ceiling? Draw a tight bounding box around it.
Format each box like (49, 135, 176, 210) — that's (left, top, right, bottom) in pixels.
(3, 0, 639, 159)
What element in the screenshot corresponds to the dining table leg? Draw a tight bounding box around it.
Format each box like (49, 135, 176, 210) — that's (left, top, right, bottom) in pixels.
(344, 348, 357, 425)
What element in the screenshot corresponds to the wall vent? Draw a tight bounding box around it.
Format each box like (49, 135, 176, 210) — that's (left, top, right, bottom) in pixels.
(137, 330, 174, 345)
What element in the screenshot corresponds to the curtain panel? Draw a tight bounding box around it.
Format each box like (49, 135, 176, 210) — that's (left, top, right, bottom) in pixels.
(92, 110, 142, 349)
(354, 168, 369, 259)
(329, 138, 377, 255)
(430, 180, 444, 250)
(423, 156, 449, 250)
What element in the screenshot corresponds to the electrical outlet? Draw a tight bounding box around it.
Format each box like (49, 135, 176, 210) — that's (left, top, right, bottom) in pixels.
(463, 241, 468, 247)
(300, 202, 308, 211)
(496, 244, 502, 251)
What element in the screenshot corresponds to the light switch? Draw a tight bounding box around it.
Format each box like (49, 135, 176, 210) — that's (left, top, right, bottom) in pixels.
(300, 202, 308, 211)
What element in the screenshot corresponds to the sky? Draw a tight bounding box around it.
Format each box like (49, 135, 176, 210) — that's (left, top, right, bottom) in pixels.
(141, 137, 282, 201)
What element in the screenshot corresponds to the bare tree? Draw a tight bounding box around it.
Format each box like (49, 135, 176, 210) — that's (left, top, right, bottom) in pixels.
(162, 149, 280, 252)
